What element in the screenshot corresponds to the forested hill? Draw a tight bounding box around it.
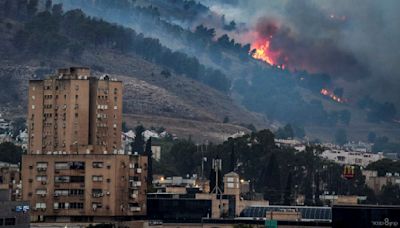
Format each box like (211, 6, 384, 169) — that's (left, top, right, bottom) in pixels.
(0, 0, 399, 144)
(0, 0, 267, 142)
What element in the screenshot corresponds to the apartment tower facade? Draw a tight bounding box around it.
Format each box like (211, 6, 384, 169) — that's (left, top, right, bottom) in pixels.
(22, 67, 147, 222)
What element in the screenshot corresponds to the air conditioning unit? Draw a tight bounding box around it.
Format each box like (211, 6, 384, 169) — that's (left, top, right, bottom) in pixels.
(130, 193, 137, 199)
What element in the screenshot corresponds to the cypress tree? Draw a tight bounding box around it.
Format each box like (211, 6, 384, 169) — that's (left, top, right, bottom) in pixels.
(145, 138, 153, 188)
(132, 125, 145, 155)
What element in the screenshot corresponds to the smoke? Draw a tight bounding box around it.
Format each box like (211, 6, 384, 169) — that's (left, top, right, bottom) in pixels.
(200, 0, 400, 104)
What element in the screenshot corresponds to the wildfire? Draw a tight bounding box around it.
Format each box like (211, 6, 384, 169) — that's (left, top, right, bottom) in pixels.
(320, 88, 347, 103)
(250, 39, 285, 69)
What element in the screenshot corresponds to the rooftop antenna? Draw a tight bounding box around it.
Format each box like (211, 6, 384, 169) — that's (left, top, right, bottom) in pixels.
(211, 157, 223, 217)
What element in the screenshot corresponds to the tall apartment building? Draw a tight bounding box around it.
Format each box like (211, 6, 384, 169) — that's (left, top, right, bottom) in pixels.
(22, 67, 147, 222)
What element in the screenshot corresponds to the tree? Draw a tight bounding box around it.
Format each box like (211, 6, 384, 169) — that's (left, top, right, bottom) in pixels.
(283, 172, 293, 205)
(168, 140, 198, 176)
(230, 142, 236, 172)
(379, 183, 400, 205)
(121, 121, 128, 132)
(145, 138, 153, 189)
(27, 0, 38, 17)
(261, 153, 281, 203)
(334, 129, 347, 145)
(132, 125, 145, 155)
(276, 124, 294, 139)
(0, 142, 23, 164)
(11, 117, 26, 138)
(223, 116, 229, 123)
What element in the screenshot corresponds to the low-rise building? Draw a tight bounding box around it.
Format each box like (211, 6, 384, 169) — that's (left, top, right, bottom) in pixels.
(0, 161, 22, 201)
(0, 187, 30, 227)
(320, 149, 384, 167)
(362, 170, 400, 193)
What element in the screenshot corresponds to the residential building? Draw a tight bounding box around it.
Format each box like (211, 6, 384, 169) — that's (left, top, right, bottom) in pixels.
(22, 67, 148, 222)
(320, 149, 384, 167)
(362, 170, 400, 193)
(0, 187, 30, 227)
(0, 161, 22, 201)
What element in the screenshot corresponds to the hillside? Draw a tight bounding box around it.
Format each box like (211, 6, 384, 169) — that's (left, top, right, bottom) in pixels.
(1, 0, 399, 145)
(0, 10, 267, 142)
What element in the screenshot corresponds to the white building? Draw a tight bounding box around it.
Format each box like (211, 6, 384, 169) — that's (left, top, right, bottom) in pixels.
(320, 149, 384, 167)
(275, 139, 306, 152)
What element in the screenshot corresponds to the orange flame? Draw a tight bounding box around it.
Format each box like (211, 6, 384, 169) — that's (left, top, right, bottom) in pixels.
(251, 39, 284, 68)
(320, 88, 347, 103)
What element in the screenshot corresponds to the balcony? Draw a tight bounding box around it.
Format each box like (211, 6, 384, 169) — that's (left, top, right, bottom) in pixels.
(92, 193, 104, 198)
(37, 167, 47, 172)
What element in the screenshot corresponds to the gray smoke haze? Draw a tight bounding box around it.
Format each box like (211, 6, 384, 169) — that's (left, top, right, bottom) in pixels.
(201, 0, 400, 104)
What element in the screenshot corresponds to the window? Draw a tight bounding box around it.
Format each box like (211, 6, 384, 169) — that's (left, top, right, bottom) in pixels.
(5, 218, 16, 226)
(54, 189, 69, 196)
(55, 176, 84, 183)
(36, 162, 48, 171)
(54, 202, 68, 209)
(35, 203, 46, 209)
(36, 189, 47, 195)
(70, 202, 84, 209)
(92, 189, 103, 197)
(70, 176, 85, 183)
(337, 156, 346, 161)
(92, 175, 103, 182)
(92, 202, 102, 209)
(92, 162, 104, 168)
(32, 105, 35, 110)
(55, 176, 70, 183)
(55, 162, 69, 170)
(69, 189, 84, 195)
(70, 161, 85, 170)
(36, 175, 47, 181)
(32, 95, 35, 100)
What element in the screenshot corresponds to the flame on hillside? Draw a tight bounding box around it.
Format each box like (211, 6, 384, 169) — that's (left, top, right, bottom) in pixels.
(320, 88, 347, 103)
(251, 38, 286, 69)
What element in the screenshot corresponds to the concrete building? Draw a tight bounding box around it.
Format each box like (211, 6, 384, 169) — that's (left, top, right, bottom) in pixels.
(0, 188, 30, 227)
(320, 149, 384, 167)
(27, 67, 123, 155)
(362, 170, 400, 193)
(148, 172, 268, 222)
(0, 161, 22, 201)
(22, 67, 148, 222)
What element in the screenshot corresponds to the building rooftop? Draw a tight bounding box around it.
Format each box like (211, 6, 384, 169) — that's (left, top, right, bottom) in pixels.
(240, 205, 332, 221)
